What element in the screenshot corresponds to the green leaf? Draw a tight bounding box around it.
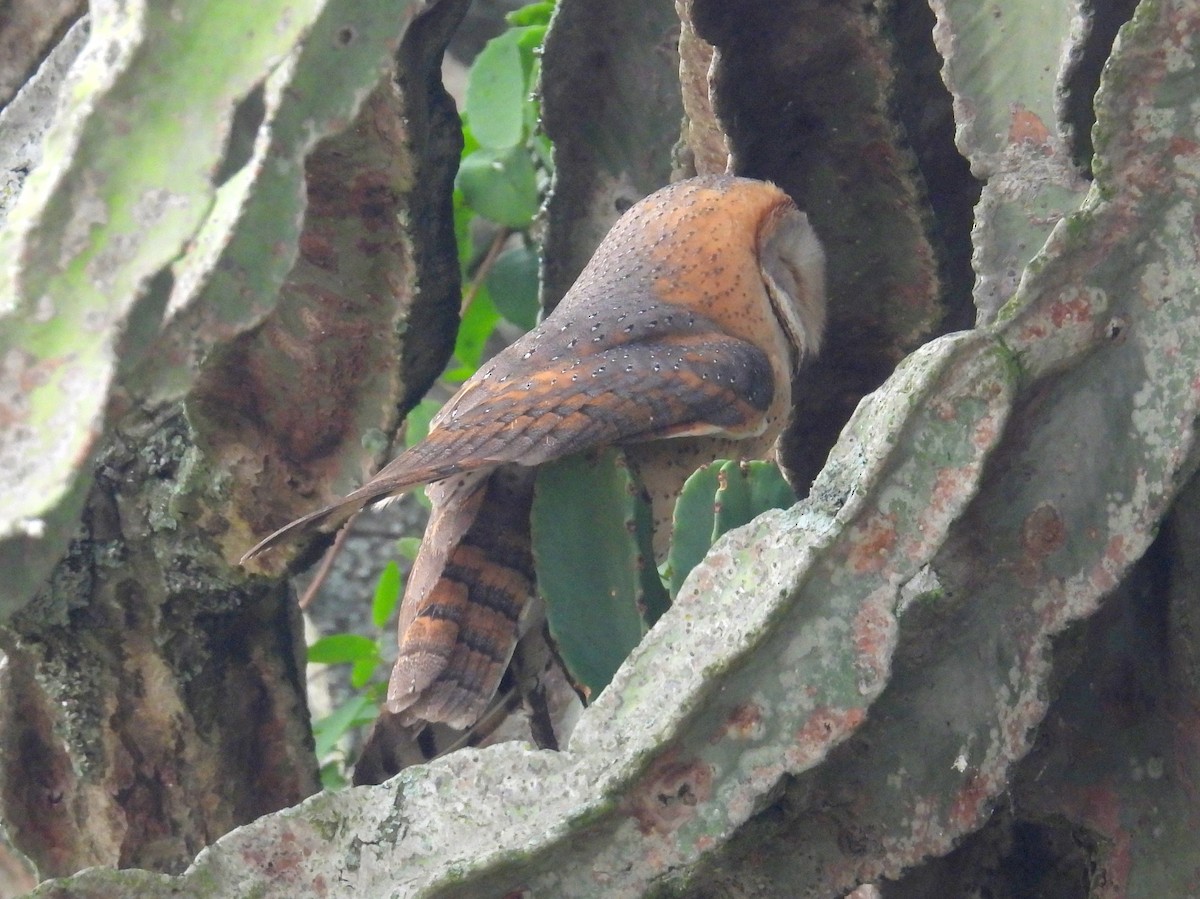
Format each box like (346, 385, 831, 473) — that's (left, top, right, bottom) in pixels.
(445, 287, 500, 381)
(466, 30, 527, 149)
(514, 24, 548, 54)
(457, 145, 540, 229)
(396, 536, 422, 561)
(371, 560, 402, 629)
(666, 460, 796, 599)
(488, 243, 541, 330)
(530, 131, 554, 173)
(506, 1, 555, 27)
(350, 653, 380, 690)
(404, 398, 443, 449)
(312, 694, 379, 759)
(308, 633, 378, 665)
(459, 121, 481, 158)
(319, 760, 349, 791)
(532, 449, 647, 701)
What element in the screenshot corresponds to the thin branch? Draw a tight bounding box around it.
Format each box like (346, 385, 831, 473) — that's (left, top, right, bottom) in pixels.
(297, 512, 360, 609)
(460, 226, 512, 314)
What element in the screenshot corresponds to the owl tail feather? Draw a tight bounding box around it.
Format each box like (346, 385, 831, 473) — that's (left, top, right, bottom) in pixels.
(239, 478, 414, 564)
(386, 465, 537, 729)
(239, 499, 358, 564)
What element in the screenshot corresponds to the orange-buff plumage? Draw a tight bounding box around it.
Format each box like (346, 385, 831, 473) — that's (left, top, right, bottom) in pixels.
(243, 174, 825, 729)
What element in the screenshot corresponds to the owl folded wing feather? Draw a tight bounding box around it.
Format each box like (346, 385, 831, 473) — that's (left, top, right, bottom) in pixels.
(240, 307, 773, 563)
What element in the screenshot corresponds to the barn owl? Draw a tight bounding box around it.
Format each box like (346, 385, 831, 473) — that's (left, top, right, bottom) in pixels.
(243, 174, 826, 729)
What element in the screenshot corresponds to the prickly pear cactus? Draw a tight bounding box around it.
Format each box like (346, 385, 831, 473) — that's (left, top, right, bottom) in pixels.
(666, 459, 795, 599)
(12, 0, 1200, 897)
(930, 0, 1093, 323)
(532, 449, 663, 697)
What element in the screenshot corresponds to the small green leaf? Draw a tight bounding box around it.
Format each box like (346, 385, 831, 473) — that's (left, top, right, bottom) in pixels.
(371, 561, 402, 629)
(308, 633, 378, 665)
(516, 23, 548, 49)
(350, 653, 380, 690)
(514, 25, 547, 78)
(466, 30, 527, 149)
(457, 145, 540, 229)
(444, 287, 500, 381)
(533, 449, 647, 700)
(530, 132, 554, 171)
(312, 694, 379, 759)
(459, 121, 481, 158)
(506, 1, 555, 27)
(396, 536, 422, 561)
(488, 244, 541, 330)
(319, 760, 349, 791)
(364, 681, 388, 704)
(404, 398, 442, 449)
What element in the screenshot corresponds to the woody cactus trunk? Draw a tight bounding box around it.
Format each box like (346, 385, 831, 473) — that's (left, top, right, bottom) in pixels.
(0, 0, 1197, 897)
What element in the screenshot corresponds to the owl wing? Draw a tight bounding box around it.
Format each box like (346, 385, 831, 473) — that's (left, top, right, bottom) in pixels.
(241, 306, 774, 562)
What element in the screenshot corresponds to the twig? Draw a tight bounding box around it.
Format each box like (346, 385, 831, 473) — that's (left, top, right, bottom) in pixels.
(297, 511, 360, 610)
(460, 226, 512, 314)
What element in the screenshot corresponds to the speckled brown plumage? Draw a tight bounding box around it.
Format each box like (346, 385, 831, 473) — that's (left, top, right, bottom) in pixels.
(243, 174, 825, 729)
